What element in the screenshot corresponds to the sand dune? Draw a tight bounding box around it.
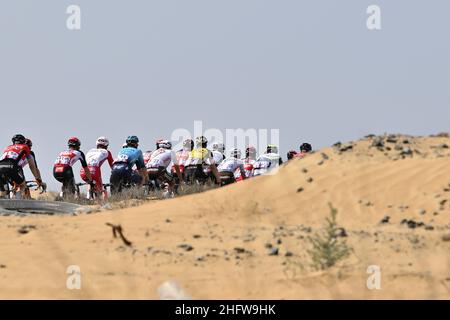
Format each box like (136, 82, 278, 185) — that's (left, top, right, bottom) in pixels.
(1, 134, 450, 299)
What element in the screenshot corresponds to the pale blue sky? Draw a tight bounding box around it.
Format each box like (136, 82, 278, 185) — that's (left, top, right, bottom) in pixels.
(1, 0, 449, 189)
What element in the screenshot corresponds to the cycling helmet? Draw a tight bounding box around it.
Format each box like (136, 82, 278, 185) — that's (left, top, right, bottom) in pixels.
(96, 136, 109, 148)
(24, 138, 33, 148)
(267, 144, 278, 154)
(183, 138, 194, 151)
(158, 140, 172, 150)
(196, 136, 208, 147)
(122, 143, 128, 148)
(245, 146, 256, 158)
(212, 142, 225, 153)
(230, 148, 242, 159)
(68, 137, 81, 149)
(12, 134, 26, 144)
(300, 143, 312, 153)
(287, 150, 297, 160)
(126, 135, 139, 147)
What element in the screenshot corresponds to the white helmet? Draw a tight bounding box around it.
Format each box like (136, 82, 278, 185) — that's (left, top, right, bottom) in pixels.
(158, 140, 172, 150)
(96, 136, 109, 147)
(213, 142, 225, 153)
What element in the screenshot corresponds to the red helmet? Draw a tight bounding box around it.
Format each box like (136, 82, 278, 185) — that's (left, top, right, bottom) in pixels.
(68, 137, 81, 148)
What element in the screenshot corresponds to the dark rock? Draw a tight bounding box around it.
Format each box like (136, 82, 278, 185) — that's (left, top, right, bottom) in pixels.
(193, 234, 202, 239)
(307, 177, 314, 183)
(386, 136, 398, 144)
(17, 225, 36, 234)
(336, 228, 348, 237)
(264, 243, 273, 249)
(277, 238, 282, 245)
(424, 225, 434, 231)
(442, 234, 450, 242)
(317, 160, 324, 166)
(297, 187, 304, 193)
(419, 210, 426, 215)
(380, 216, 390, 224)
(0, 264, 6, 268)
(438, 144, 449, 149)
(268, 247, 279, 256)
(165, 219, 172, 223)
(321, 153, 329, 160)
(400, 147, 413, 156)
(372, 137, 385, 148)
(285, 251, 293, 257)
(233, 247, 246, 254)
(178, 244, 194, 251)
(302, 168, 308, 173)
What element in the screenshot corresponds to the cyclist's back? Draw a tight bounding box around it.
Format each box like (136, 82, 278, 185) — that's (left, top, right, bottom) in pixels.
(253, 145, 283, 176)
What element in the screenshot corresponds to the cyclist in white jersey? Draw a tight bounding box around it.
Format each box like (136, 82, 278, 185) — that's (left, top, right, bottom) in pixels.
(146, 140, 183, 192)
(253, 145, 283, 176)
(217, 148, 246, 186)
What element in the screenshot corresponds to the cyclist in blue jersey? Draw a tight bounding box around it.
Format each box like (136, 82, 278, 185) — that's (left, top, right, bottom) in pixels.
(110, 136, 148, 194)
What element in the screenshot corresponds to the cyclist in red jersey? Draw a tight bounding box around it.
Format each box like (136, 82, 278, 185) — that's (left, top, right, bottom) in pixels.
(0, 134, 44, 199)
(53, 137, 93, 197)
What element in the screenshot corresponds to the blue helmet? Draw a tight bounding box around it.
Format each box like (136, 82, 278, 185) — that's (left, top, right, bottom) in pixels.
(126, 135, 139, 145)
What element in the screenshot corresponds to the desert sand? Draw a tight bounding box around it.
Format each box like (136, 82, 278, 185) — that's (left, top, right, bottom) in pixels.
(1, 134, 449, 299)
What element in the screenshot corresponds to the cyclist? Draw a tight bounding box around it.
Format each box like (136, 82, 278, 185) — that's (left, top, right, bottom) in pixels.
(253, 144, 283, 176)
(217, 148, 246, 186)
(53, 137, 93, 198)
(184, 136, 221, 185)
(0, 134, 44, 199)
(146, 140, 183, 193)
(212, 142, 226, 165)
(80, 136, 114, 199)
(110, 135, 147, 193)
(236, 146, 257, 181)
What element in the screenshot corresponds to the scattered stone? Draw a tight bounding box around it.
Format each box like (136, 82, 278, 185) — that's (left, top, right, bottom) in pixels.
(17, 225, 36, 234)
(442, 234, 450, 242)
(372, 137, 385, 148)
(317, 160, 324, 166)
(380, 216, 390, 224)
(165, 219, 172, 223)
(321, 153, 329, 160)
(285, 251, 293, 257)
(307, 177, 314, 183)
(386, 136, 398, 144)
(302, 168, 308, 173)
(276, 238, 282, 245)
(424, 225, 434, 231)
(400, 147, 413, 157)
(0, 264, 6, 268)
(101, 203, 113, 211)
(297, 187, 304, 193)
(193, 234, 202, 239)
(233, 247, 246, 254)
(268, 247, 279, 256)
(438, 144, 449, 149)
(177, 244, 194, 251)
(419, 209, 426, 215)
(195, 256, 205, 262)
(401, 219, 425, 229)
(336, 228, 348, 237)
(265, 243, 273, 249)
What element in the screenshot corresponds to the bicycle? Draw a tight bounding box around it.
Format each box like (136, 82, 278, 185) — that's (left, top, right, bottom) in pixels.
(3, 180, 46, 199)
(76, 182, 111, 201)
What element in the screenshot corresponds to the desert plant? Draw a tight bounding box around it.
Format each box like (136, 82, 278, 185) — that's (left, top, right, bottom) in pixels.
(307, 203, 351, 270)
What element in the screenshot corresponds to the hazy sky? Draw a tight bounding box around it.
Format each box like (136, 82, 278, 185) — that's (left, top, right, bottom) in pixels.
(1, 0, 449, 190)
